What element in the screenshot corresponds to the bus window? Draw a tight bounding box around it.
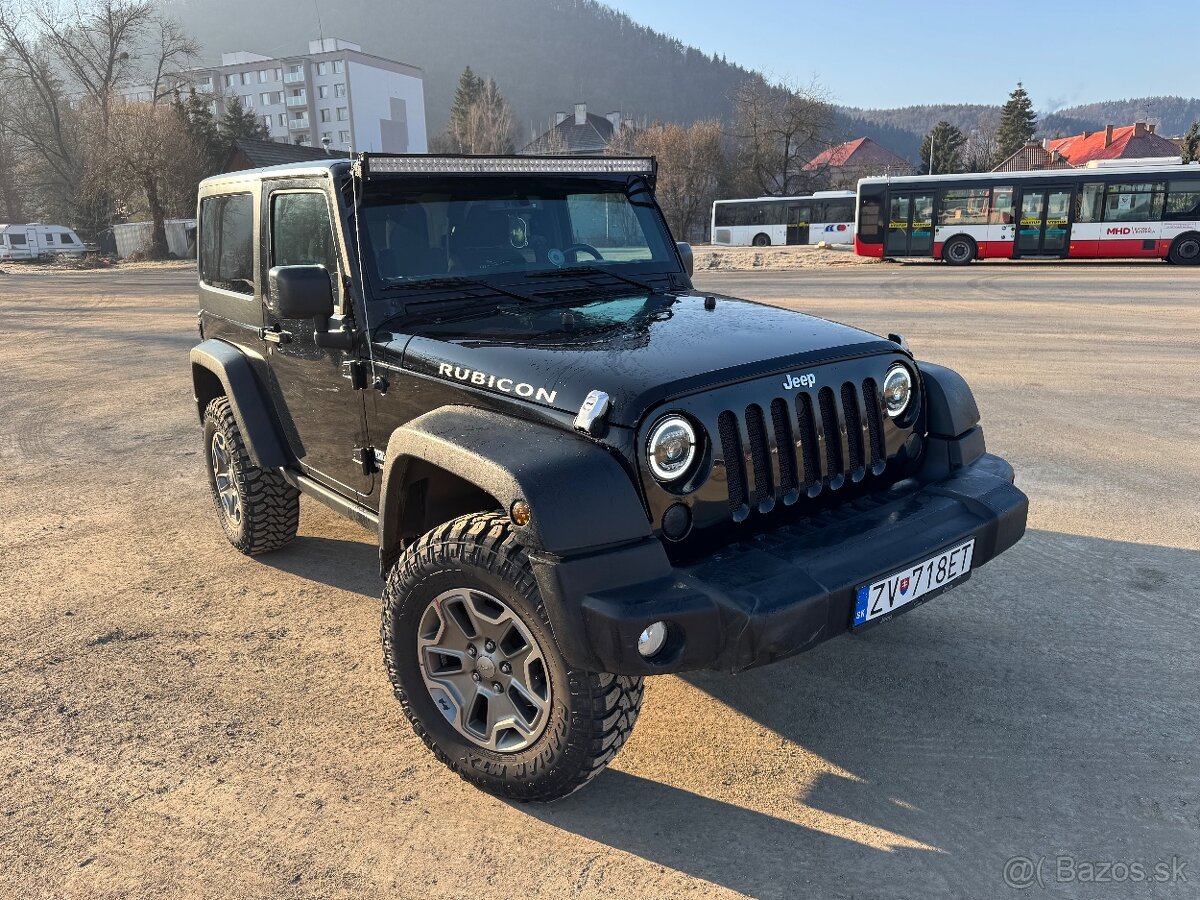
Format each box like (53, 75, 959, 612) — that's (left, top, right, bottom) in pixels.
(820, 199, 854, 222)
(1164, 181, 1200, 220)
(714, 205, 736, 227)
(788, 203, 812, 223)
(1076, 183, 1104, 222)
(938, 188, 990, 225)
(989, 187, 1014, 224)
(1103, 182, 1165, 222)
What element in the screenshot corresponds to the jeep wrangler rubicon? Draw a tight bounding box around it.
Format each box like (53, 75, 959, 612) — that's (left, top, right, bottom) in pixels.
(191, 154, 1028, 802)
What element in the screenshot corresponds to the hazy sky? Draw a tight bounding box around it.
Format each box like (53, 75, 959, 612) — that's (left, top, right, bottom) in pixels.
(605, 0, 1199, 110)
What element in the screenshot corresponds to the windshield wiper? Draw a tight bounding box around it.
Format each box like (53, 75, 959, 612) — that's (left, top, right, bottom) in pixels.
(380, 275, 535, 304)
(531, 265, 654, 293)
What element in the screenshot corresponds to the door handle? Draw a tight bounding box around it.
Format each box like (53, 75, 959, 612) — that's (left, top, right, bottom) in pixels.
(260, 326, 292, 345)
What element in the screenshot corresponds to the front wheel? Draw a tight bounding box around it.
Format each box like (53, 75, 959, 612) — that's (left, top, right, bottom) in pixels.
(1168, 234, 1200, 265)
(752, 232, 771, 247)
(381, 513, 643, 802)
(942, 236, 976, 265)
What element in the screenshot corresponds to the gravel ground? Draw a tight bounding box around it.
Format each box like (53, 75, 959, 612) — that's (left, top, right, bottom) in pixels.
(1, 261, 1197, 899)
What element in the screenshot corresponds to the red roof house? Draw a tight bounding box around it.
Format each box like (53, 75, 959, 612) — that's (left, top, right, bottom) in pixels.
(804, 137, 912, 188)
(1046, 122, 1179, 165)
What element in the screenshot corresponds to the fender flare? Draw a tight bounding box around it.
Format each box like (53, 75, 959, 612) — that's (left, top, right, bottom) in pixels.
(190, 340, 290, 469)
(378, 406, 655, 574)
(917, 361, 980, 438)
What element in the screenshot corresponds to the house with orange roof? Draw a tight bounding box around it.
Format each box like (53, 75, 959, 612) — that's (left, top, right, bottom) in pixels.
(804, 137, 913, 189)
(993, 122, 1179, 171)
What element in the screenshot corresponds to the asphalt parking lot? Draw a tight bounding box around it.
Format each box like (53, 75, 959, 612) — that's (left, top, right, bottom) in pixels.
(2, 260, 1198, 899)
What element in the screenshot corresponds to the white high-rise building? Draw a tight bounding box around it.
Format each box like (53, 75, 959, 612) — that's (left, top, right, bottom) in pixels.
(178, 38, 427, 153)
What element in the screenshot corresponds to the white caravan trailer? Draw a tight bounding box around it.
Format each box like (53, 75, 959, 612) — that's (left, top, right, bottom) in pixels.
(0, 223, 88, 260)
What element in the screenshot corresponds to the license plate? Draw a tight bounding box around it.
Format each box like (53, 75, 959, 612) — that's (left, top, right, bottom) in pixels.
(853, 540, 975, 628)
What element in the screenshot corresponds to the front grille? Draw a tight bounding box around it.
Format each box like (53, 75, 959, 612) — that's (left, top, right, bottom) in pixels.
(718, 379, 889, 518)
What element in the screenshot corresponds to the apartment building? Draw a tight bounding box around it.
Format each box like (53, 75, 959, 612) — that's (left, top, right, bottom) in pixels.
(181, 38, 427, 153)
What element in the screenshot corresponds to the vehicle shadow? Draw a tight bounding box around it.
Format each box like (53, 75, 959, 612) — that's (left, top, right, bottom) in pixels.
(259, 531, 382, 599)
(522, 530, 1200, 898)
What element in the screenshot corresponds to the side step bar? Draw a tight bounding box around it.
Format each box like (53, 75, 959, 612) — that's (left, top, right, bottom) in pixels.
(279, 468, 380, 534)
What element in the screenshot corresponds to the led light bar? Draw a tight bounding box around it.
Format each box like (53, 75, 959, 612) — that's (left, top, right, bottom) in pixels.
(359, 154, 655, 178)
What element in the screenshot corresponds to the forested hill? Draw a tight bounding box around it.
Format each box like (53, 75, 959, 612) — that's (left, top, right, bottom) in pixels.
(841, 96, 1200, 159)
(168, 0, 758, 140)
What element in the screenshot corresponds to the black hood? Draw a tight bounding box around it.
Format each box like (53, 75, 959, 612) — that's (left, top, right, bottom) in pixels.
(382, 292, 896, 427)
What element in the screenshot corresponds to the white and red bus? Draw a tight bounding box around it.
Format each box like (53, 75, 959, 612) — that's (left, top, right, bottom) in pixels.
(854, 159, 1200, 264)
(711, 191, 856, 247)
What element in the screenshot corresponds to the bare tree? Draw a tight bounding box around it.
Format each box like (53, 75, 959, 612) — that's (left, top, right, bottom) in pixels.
(35, 0, 154, 125)
(730, 75, 833, 196)
(611, 120, 725, 242)
(87, 99, 200, 256)
(147, 17, 198, 103)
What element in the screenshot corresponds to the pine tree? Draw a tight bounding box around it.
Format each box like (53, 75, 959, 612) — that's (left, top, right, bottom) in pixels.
(994, 82, 1038, 165)
(1182, 120, 1199, 164)
(173, 89, 224, 175)
(219, 96, 269, 144)
(919, 121, 966, 175)
(448, 66, 485, 144)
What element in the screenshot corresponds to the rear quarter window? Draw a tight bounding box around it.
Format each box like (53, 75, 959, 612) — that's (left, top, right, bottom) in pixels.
(200, 193, 255, 295)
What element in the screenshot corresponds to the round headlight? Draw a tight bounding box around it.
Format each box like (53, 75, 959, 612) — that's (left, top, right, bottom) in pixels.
(883, 365, 914, 418)
(647, 416, 697, 482)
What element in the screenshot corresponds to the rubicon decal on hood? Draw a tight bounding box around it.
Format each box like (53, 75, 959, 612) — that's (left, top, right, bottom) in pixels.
(436, 362, 558, 405)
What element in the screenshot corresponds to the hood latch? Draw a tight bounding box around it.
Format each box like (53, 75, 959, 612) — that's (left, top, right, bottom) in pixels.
(574, 390, 611, 437)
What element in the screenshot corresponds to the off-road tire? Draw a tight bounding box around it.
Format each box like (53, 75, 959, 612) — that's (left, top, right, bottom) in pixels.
(381, 512, 644, 802)
(1168, 233, 1200, 265)
(202, 396, 299, 555)
(752, 232, 771, 247)
(942, 236, 976, 265)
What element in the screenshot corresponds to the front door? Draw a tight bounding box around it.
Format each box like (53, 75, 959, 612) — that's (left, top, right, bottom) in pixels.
(785, 204, 811, 245)
(1016, 187, 1073, 256)
(261, 182, 373, 498)
(884, 191, 934, 257)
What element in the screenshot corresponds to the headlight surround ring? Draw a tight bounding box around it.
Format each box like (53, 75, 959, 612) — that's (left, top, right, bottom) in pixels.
(646, 415, 698, 482)
(883, 364, 914, 419)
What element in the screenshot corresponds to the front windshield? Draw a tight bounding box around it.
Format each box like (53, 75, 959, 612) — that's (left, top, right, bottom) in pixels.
(362, 177, 676, 285)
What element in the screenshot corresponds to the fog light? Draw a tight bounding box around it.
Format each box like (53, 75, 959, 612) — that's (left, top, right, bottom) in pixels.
(661, 503, 691, 541)
(638, 621, 668, 658)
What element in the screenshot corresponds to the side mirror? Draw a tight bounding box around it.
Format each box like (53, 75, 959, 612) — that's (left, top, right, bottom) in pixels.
(270, 265, 334, 320)
(676, 241, 693, 277)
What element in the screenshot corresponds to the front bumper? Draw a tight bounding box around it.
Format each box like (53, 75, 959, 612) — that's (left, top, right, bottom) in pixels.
(531, 451, 1027, 675)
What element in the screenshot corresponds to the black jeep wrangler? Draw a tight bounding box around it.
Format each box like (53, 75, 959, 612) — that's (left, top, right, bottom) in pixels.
(191, 154, 1027, 801)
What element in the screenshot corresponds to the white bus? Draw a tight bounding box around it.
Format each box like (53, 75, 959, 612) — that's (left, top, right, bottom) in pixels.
(854, 158, 1200, 264)
(710, 191, 856, 247)
(0, 223, 88, 261)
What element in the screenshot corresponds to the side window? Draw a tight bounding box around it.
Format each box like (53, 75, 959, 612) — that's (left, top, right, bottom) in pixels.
(937, 188, 990, 226)
(858, 197, 882, 239)
(200, 193, 255, 295)
(271, 191, 338, 286)
(989, 186, 1014, 224)
(1076, 183, 1104, 223)
(1165, 180, 1200, 221)
(9, 232, 27, 246)
(1102, 182, 1165, 223)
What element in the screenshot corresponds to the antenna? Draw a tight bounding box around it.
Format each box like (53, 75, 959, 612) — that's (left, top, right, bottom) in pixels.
(349, 153, 381, 390)
(313, 0, 325, 46)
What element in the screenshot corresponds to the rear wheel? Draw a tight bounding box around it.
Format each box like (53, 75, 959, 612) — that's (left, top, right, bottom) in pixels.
(942, 236, 976, 265)
(202, 397, 299, 555)
(1168, 233, 1200, 265)
(752, 232, 771, 247)
(381, 513, 643, 801)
